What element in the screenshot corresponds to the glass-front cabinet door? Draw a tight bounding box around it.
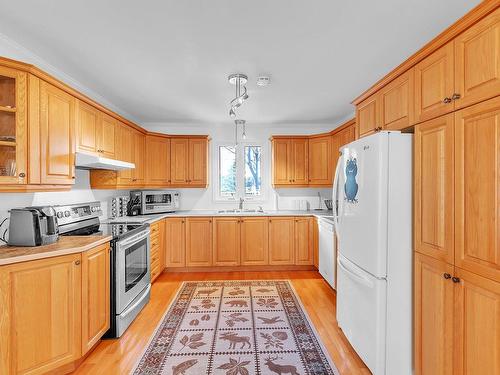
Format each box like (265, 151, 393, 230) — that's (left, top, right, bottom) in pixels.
(0, 66, 27, 184)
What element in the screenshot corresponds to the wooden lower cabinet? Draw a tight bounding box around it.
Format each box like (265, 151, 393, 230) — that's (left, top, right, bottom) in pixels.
(240, 217, 269, 266)
(213, 217, 240, 266)
(269, 217, 295, 265)
(415, 252, 500, 375)
(165, 218, 186, 268)
(0, 253, 82, 375)
(150, 220, 166, 282)
(186, 217, 213, 267)
(81, 243, 110, 354)
(414, 253, 454, 375)
(295, 217, 313, 265)
(454, 268, 500, 375)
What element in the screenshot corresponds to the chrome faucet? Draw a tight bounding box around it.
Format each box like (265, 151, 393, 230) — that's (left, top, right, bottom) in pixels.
(239, 197, 244, 210)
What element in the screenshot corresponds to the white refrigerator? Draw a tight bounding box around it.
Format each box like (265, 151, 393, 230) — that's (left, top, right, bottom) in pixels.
(332, 131, 412, 375)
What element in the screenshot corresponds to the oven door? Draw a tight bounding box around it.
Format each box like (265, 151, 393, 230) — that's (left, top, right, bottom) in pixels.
(116, 229, 150, 314)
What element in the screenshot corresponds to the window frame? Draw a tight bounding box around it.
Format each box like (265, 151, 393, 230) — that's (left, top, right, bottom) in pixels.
(213, 141, 266, 202)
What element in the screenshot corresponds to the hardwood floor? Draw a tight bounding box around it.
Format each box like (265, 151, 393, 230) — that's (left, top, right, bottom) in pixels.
(73, 271, 370, 375)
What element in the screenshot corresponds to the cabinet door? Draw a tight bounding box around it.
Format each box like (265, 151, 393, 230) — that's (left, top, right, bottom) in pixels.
(379, 70, 414, 130)
(81, 243, 110, 354)
(213, 217, 240, 266)
(269, 217, 295, 265)
(295, 217, 313, 265)
(356, 94, 379, 137)
(99, 113, 116, 159)
(76, 100, 98, 154)
(146, 135, 170, 186)
(414, 42, 455, 122)
(454, 267, 500, 375)
(455, 97, 500, 283)
(186, 217, 212, 266)
(171, 138, 189, 184)
(240, 217, 269, 266)
(40, 81, 76, 185)
(272, 138, 291, 185)
(0, 66, 27, 185)
(132, 131, 145, 185)
(117, 123, 134, 185)
(414, 253, 454, 375)
(414, 114, 454, 264)
(308, 136, 331, 185)
(0, 254, 82, 375)
(165, 218, 186, 267)
(454, 8, 500, 110)
(188, 138, 208, 186)
(290, 138, 308, 185)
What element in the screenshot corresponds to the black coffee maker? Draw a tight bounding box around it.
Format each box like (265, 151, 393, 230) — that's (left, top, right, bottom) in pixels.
(8, 206, 59, 246)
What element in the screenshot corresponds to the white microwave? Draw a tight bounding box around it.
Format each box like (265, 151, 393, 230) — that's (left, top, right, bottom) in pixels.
(131, 190, 180, 215)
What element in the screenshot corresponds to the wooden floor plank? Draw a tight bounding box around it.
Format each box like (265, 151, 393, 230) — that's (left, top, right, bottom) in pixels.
(73, 271, 369, 374)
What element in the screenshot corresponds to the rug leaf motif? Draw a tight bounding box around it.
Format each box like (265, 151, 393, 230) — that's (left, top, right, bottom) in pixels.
(217, 357, 251, 375)
(256, 298, 279, 309)
(179, 332, 206, 351)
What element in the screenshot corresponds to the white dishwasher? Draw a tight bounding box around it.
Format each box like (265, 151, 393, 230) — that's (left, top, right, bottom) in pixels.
(318, 217, 336, 289)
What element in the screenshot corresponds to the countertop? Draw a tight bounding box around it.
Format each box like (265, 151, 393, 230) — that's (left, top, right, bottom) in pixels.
(104, 210, 336, 224)
(0, 235, 112, 266)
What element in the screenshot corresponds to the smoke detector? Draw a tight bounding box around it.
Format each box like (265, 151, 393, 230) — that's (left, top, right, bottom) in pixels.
(256, 76, 271, 87)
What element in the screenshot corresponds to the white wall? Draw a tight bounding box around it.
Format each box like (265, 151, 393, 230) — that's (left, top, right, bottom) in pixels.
(143, 122, 336, 211)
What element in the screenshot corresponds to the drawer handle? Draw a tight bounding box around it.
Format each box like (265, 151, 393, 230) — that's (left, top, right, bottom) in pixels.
(452, 277, 460, 283)
(443, 273, 451, 279)
(443, 97, 452, 104)
(451, 93, 461, 101)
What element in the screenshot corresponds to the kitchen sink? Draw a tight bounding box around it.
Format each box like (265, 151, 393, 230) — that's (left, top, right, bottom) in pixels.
(217, 209, 266, 214)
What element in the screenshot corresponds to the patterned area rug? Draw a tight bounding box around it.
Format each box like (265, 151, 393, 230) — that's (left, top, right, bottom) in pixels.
(132, 280, 339, 375)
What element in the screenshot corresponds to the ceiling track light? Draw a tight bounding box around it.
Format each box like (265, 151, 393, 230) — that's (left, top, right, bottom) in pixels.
(228, 73, 249, 118)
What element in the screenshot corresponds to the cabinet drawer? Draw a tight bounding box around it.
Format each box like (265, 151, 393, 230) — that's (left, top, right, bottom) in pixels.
(150, 235, 160, 249)
(151, 247, 160, 264)
(150, 222, 160, 235)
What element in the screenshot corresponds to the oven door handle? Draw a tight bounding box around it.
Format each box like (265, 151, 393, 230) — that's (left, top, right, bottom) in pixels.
(117, 229, 150, 249)
(121, 284, 151, 319)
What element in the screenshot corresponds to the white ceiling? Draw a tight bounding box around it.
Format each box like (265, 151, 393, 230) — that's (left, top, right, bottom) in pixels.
(0, 0, 480, 127)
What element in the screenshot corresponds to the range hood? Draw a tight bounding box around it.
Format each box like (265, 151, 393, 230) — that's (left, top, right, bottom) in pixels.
(75, 152, 135, 171)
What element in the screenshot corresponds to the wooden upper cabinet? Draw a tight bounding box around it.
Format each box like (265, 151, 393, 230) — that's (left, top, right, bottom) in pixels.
(165, 217, 186, 268)
(414, 114, 454, 264)
(132, 131, 145, 185)
(290, 138, 308, 185)
(269, 217, 295, 265)
(240, 217, 269, 266)
(414, 253, 454, 375)
(356, 94, 379, 137)
(308, 136, 332, 185)
(81, 243, 110, 355)
(185, 217, 212, 267)
(453, 267, 500, 375)
(116, 123, 134, 185)
(171, 138, 189, 184)
(379, 69, 414, 129)
(213, 217, 240, 266)
(272, 138, 291, 185)
(414, 42, 455, 123)
(454, 8, 500, 110)
(455, 97, 500, 283)
(99, 113, 116, 159)
(76, 100, 99, 154)
(0, 253, 82, 375)
(188, 138, 208, 186)
(295, 217, 313, 265)
(0, 66, 27, 185)
(39, 81, 76, 185)
(146, 135, 170, 186)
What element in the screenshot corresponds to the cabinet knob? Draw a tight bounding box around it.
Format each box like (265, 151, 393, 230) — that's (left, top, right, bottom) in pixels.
(451, 93, 461, 100)
(75, 260, 81, 265)
(443, 97, 452, 104)
(452, 276, 461, 283)
(443, 273, 451, 279)
(19, 172, 25, 178)
(72, 176, 76, 179)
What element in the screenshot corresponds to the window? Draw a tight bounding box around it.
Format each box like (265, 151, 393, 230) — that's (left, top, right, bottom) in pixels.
(216, 144, 263, 201)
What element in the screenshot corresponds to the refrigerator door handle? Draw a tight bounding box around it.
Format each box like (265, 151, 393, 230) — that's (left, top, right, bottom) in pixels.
(338, 256, 374, 288)
(332, 154, 342, 237)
